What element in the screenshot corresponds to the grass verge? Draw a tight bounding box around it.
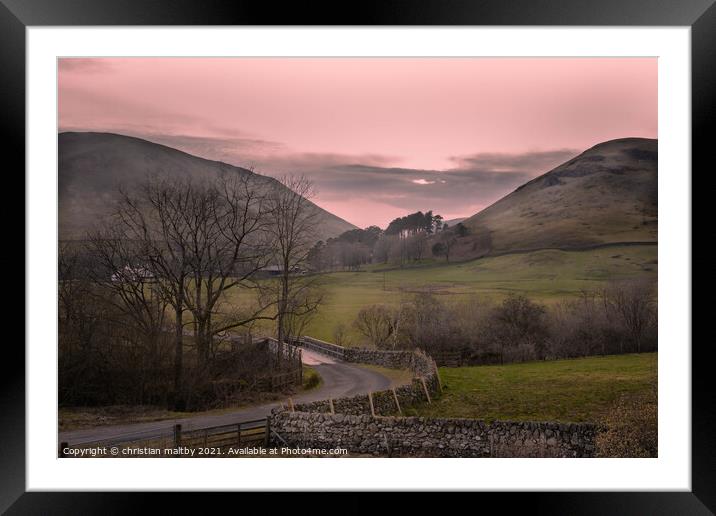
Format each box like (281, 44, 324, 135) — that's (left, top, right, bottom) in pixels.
(404, 352, 657, 423)
(354, 364, 414, 388)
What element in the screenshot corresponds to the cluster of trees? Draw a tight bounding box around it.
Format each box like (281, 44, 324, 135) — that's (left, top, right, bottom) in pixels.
(384, 210, 443, 236)
(59, 172, 321, 409)
(308, 226, 381, 271)
(59, 249, 174, 406)
(431, 223, 468, 262)
(352, 281, 657, 365)
(309, 210, 470, 270)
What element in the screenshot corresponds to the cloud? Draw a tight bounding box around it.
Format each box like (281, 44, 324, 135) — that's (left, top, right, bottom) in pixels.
(126, 133, 288, 166)
(58, 58, 114, 74)
(449, 149, 579, 173)
(293, 149, 580, 223)
(58, 124, 578, 227)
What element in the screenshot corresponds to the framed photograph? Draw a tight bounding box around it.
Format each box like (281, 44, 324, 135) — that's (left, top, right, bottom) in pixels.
(6, 0, 711, 512)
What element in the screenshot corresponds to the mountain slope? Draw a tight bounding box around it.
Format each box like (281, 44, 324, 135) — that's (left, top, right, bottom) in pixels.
(459, 137, 657, 258)
(58, 132, 357, 241)
(442, 217, 467, 228)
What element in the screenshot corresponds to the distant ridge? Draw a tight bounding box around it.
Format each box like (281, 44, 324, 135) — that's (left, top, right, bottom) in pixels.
(58, 132, 358, 241)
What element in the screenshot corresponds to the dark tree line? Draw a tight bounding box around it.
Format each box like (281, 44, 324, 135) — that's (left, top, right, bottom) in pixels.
(352, 281, 657, 365)
(385, 210, 443, 236)
(308, 210, 472, 271)
(59, 172, 321, 410)
(308, 226, 382, 271)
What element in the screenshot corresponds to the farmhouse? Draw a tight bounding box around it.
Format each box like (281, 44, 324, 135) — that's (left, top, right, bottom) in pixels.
(110, 265, 154, 283)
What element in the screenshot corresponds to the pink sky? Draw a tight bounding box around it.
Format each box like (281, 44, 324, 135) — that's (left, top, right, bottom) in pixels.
(59, 57, 657, 228)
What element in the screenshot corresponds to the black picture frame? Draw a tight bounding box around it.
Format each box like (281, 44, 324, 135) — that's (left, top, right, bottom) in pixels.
(3, 0, 710, 512)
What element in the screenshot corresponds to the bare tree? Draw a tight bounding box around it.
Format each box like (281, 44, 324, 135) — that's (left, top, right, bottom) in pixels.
(600, 280, 656, 353)
(264, 175, 323, 344)
(86, 228, 169, 370)
(277, 281, 321, 343)
(177, 172, 279, 364)
(405, 233, 428, 261)
(432, 233, 457, 262)
(490, 295, 548, 363)
(333, 323, 350, 347)
(58, 243, 106, 362)
(59, 243, 174, 406)
(111, 177, 193, 408)
(354, 304, 397, 348)
(108, 172, 280, 407)
(373, 235, 392, 264)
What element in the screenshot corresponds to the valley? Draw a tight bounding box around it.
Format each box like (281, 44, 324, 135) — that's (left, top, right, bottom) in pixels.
(249, 243, 657, 343)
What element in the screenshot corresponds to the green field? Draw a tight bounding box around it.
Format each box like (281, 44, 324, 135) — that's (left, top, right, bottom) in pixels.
(406, 353, 657, 423)
(302, 244, 657, 343)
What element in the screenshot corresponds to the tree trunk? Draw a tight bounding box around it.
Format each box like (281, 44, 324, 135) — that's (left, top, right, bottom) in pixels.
(195, 318, 211, 367)
(277, 265, 289, 346)
(173, 304, 184, 411)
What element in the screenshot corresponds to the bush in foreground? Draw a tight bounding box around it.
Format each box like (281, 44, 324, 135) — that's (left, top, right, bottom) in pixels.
(595, 388, 657, 458)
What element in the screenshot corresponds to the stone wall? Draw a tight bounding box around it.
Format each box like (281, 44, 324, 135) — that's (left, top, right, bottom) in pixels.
(299, 337, 437, 377)
(343, 348, 437, 377)
(293, 337, 440, 417)
(291, 375, 440, 416)
(299, 337, 347, 360)
(279, 336, 597, 458)
(269, 411, 598, 458)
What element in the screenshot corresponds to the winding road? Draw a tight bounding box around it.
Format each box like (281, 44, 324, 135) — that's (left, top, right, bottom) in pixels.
(59, 348, 392, 446)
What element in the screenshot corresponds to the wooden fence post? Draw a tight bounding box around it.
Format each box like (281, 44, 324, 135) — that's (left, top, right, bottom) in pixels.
(368, 392, 376, 417)
(288, 397, 295, 412)
(382, 433, 391, 458)
(173, 424, 182, 447)
(391, 388, 402, 416)
(434, 360, 443, 394)
(329, 398, 335, 415)
(420, 377, 432, 404)
(59, 442, 68, 458)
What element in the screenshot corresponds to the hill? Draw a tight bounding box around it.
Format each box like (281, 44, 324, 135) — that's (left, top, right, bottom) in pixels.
(442, 217, 467, 228)
(58, 132, 357, 241)
(458, 138, 657, 258)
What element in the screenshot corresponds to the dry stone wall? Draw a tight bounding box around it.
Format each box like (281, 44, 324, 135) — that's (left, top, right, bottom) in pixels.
(291, 376, 439, 416)
(299, 337, 437, 377)
(283, 337, 597, 457)
(299, 337, 347, 360)
(269, 411, 598, 458)
(294, 337, 440, 416)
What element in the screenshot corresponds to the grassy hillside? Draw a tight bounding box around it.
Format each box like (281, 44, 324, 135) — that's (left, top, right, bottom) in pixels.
(407, 353, 657, 423)
(58, 132, 356, 241)
(298, 244, 657, 343)
(457, 138, 657, 259)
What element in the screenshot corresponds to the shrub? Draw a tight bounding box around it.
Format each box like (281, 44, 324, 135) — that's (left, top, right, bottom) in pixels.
(595, 388, 658, 457)
(487, 295, 549, 363)
(302, 368, 321, 390)
(353, 304, 397, 348)
(351, 283, 656, 366)
(599, 280, 657, 354)
(332, 323, 350, 347)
